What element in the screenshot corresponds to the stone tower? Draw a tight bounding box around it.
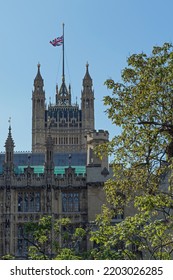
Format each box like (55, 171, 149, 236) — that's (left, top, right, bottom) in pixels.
(86, 130, 109, 169)
(32, 63, 46, 152)
(81, 63, 95, 131)
(32, 63, 95, 153)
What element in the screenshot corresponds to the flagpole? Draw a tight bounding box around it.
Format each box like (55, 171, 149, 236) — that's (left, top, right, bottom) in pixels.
(62, 23, 65, 82)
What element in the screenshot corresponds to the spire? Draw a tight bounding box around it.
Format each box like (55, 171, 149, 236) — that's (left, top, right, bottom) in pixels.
(32, 63, 46, 153)
(5, 119, 15, 149)
(4, 119, 15, 172)
(83, 62, 92, 88)
(34, 63, 44, 90)
(57, 80, 71, 105)
(81, 63, 95, 130)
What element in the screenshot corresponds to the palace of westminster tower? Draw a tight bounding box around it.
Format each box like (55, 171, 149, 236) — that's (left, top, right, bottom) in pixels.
(32, 62, 95, 153)
(0, 46, 113, 257)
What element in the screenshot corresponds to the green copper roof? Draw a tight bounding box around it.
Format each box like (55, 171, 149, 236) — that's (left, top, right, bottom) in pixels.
(15, 166, 86, 176)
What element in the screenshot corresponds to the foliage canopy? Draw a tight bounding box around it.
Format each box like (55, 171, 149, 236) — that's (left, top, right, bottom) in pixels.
(94, 42, 173, 259)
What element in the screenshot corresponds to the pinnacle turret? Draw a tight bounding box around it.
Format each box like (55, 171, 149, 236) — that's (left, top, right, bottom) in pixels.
(34, 63, 44, 90)
(56, 79, 71, 106)
(81, 63, 95, 130)
(5, 124, 15, 149)
(83, 63, 92, 88)
(4, 122, 15, 172)
(32, 64, 46, 152)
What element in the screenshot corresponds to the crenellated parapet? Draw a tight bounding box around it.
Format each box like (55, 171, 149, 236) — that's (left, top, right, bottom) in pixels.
(86, 129, 109, 143)
(86, 129, 109, 168)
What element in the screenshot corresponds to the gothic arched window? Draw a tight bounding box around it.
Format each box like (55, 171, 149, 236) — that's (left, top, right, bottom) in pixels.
(17, 192, 40, 212)
(62, 193, 79, 212)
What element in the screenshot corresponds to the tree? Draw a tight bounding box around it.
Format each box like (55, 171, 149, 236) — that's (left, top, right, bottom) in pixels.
(93, 42, 173, 259)
(22, 216, 86, 260)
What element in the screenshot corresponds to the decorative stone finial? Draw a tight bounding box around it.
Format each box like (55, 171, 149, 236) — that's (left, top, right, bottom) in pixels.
(8, 117, 11, 129)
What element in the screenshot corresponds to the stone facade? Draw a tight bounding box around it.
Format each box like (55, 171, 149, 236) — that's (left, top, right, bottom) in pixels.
(32, 63, 95, 153)
(0, 63, 112, 258)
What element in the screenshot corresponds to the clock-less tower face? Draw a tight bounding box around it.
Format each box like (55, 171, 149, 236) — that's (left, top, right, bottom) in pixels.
(59, 98, 68, 106)
(56, 77, 71, 107)
(32, 63, 95, 153)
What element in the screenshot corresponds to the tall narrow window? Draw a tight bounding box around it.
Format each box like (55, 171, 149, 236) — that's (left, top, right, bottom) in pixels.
(24, 193, 29, 212)
(35, 192, 41, 212)
(68, 194, 73, 212)
(62, 194, 67, 212)
(74, 194, 79, 212)
(30, 192, 34, 212)
(18, 193, 23, 212)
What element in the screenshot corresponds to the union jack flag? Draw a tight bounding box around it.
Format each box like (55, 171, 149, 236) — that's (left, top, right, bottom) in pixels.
(50, 35, 63, 46)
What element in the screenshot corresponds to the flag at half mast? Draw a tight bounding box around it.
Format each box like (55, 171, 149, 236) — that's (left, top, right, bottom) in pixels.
(50, 35, 63, 46)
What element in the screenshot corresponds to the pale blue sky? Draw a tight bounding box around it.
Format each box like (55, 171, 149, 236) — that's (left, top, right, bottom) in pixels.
(0, 0, 173, 152)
